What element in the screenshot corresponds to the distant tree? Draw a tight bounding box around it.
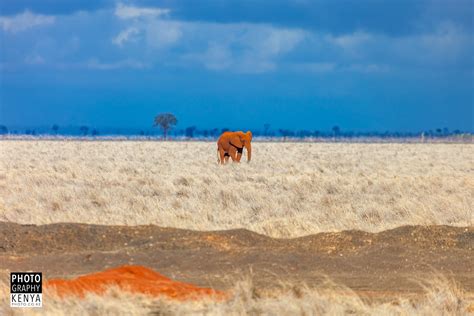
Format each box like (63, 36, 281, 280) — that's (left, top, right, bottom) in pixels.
(139, 130, 145, 136)
(91, 129, 99, 136)
(154, 113, 177, 140)
(210, 128, 219, 138)
(0, 125, 8, 135)
(52, 124, 59, 135)
(202, 129, 209, 137)
(332, 126, 340, 138)
(436, 128, 442, 136)
(80, 126, 89, 136)
(221, 128, 230, 134)
(443, 127, 449, 136)
(313, 130, 320, 137)
(279, 129, 294, 141)
(185, 126, 197, 138)
(263, 123, 271, 136)
(297, 130, 312, 138)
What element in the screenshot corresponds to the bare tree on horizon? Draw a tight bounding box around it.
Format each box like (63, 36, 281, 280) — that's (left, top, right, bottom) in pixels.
(154, 113, 178, 140)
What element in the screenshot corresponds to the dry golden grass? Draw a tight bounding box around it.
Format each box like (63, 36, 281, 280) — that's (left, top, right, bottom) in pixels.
(0, 140, 472, 238)
(1, 275, 472, 315)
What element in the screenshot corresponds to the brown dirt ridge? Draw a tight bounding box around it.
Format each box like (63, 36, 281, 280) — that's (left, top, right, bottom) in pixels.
(1, 222, 473, 298)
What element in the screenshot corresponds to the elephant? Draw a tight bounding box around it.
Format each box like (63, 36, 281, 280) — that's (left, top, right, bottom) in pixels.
(217, 131, 252, 164)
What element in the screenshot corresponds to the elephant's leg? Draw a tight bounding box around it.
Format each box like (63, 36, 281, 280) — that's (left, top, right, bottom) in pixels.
(224, 153, 230, 163)
(228, 147, 239, 162)
(235, 147, 243, 162)
(218, 148, 226, 164)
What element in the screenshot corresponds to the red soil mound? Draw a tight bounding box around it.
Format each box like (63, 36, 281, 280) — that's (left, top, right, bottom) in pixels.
(45, 265, 224, 300)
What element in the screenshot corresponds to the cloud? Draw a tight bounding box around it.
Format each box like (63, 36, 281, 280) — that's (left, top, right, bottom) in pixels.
(112, 5, 304, 73)
(292, 62, 389, 74)
(302, 24, 473, 71)
(97, 3, 474, 74)
(235, 28, 306, 73)
(0, 10, 55, 32)
(115, 3, 170, 20)
(24, 54, 45, 65)
(294, 62, 336, 73)
(145, 20, 182, 48)
(85, 58, 150, 70)
(113, 4, 181, 49)
(344, 63, 390, 73)
(393, 22, 472, 65)
(112, 27, 140, 46)
(2, 4, 471, 76)
(182, 24, 306, 73)
(198, 43, 233, 71)
(328, 31, 372, 50)
(257, 28, 306, 56)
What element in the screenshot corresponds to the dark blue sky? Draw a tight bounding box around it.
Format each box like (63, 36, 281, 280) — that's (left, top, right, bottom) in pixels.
(1, 0, 473, 132)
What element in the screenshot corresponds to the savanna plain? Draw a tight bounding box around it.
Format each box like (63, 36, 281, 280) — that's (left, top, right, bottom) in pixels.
(1, 140, 473, 315)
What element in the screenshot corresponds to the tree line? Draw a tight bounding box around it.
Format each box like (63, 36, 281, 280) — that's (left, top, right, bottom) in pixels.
(0, 113, 470, 139)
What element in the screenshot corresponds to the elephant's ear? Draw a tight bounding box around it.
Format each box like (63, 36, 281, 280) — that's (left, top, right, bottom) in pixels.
(229, 135, 243, 148)
(246, 131, 253, 140)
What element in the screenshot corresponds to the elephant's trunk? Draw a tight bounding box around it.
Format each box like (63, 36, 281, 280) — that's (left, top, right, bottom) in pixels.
(246, 143, 252, 162)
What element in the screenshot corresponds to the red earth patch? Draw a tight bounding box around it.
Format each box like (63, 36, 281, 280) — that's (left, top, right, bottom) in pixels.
(45, 265, 224, 300)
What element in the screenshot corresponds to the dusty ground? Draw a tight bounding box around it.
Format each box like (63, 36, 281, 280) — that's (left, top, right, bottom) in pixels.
(1, 222, 472, 301)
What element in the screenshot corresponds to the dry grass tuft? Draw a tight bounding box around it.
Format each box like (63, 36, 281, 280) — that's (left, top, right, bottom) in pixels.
(0, 275, 472, 315)
(0, 141, 472, 238)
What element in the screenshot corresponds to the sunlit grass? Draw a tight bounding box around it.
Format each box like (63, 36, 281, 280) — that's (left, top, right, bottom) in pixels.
(1, 274, 472, 315)
(0, 141, 472, 237)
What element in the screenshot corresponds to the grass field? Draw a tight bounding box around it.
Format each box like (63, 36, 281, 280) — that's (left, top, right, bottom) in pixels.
(1, 275, 471, 315)
(1, 140, 472, 237)
(1, 140, 473, 315)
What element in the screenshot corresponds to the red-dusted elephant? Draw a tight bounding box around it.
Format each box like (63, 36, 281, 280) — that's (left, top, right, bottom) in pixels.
(217, 131, 252, 164)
